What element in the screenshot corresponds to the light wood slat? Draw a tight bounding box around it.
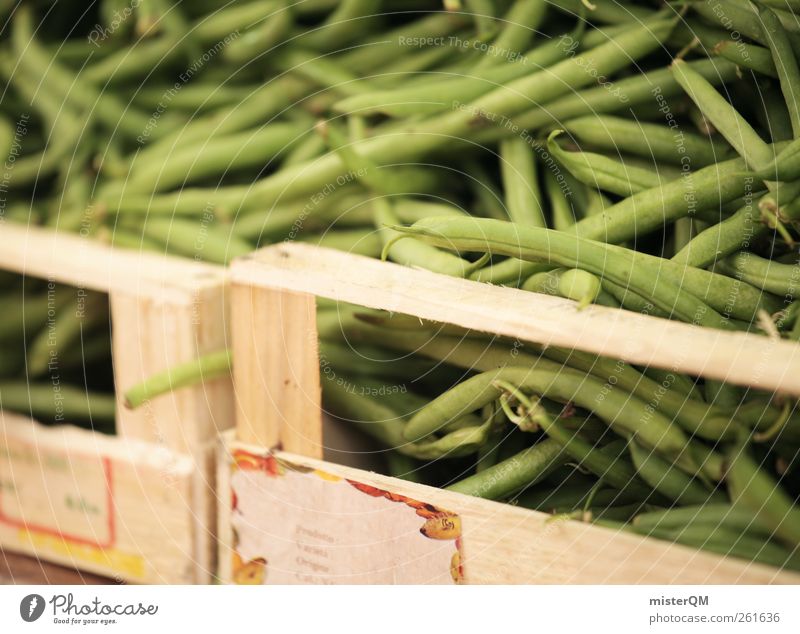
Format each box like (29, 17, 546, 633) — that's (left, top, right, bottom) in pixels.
(232, 243, 800, 395)
(0, 222, 225, 298)
(231, 282, 322, 457)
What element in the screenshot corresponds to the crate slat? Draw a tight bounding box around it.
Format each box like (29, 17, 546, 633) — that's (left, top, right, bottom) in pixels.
(219, 438, 800, 585)
(0, 412, 198, 583)
(233, 243, 800, 396)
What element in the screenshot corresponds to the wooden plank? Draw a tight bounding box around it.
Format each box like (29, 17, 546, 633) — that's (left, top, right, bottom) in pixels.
(232, 243, 800, 396)
(231, 281, 322, 457)
(0, 222, 225, 299)
(220, 436, 800, 585)
(0, 412, 198, 584)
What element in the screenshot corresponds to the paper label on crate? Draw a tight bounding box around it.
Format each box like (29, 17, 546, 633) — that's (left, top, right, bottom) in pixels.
(0, 435, 115, 547)
(229, 450, 464, 584)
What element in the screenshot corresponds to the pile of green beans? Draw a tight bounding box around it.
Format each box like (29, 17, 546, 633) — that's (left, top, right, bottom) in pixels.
(0, 274, 115, 431)
(3, 1, 800, 573)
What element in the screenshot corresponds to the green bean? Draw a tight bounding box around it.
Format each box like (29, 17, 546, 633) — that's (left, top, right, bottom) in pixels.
(393, 199, 469, 222)
(758, 5, 800, 137)
(469, 258, 551, 285)
(522, 267, 601, 308)
(500, 386, 650, 496)
(641, 366, 702, 402)
(392, 217, 731, 329)
(570, 152, 755, 245)
(345, 316, 734, 443)
(125, 122, 306, 193)
(485, 59, 739, 140)
(301, 0, 381, 51)
(446, 439, 564, 499)
(132, 84, 257, 113)
(137, 217, 252, 264)
(237, 18, 675, 209)
(499, 136, 546, 226)
(385, 452, 425, 483)
(464, 159, 509, 221)
(27, 293, 108, 377)
(282, 133, 328, 168)
(222, 3, 292, 64)
(0, 289, 64, 343)
(633, 504, 773, 537)
(517, 480, 644, 511)
(694, 0, 800, 56)
(634, 524, 800, 571)
(671, 183, 799, 268)
(559, 114, 736, 167)
(0, 381, 116, 425)
(727, 438, 800, 550)
(300, 228, 382, 258)
(405, 367, 693, 468)
(139, 0, 201, 60)
(759, 80, 795, 143)
(276, 48, 378, 98)
(538, 173, 572, 232)
(548, 131, 664, 197)
(13, 7, 151, 140)
(672, 59, 773, 170)
(476, 0, 547, 67)
(715, 251, 800, 296)
(712, 40, 777, 79)
(375, 199, 473, 277)
(230, 188, 370, 241)
(323, 376, 491, 460)
(628, 440, 722, 506)
(319, 121, 442, 195)
(334, 33, 572, 117)
(124, 350, 231, 409)
(133, 76, 313, 166)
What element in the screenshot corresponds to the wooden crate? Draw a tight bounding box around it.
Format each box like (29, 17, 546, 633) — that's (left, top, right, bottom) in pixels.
(217, 242, 800, 584)
(0, 223, 234, 583)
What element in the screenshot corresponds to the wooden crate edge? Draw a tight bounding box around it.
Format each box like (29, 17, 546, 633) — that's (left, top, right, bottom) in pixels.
(0, 412, 203, 584)
(220, 434, 800, 585)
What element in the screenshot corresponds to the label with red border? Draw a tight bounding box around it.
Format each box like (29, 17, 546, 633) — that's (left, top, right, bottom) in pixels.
(0, 436, 115, 548)
(229, 450, 465, 584)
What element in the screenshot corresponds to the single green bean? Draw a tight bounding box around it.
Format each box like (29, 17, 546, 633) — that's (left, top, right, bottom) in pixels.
(548, 131, 664, 197)
(727, 438, 800, 550)
(758, 5, 800, 137)
(499, 136, 546, 226)
(375, 199, 473, 277)
(136, 217, 252, 264)
(223, 3, 292, 64)
(300, 229, 382, 258)
(446, 439, 564, 499)
(716, 251, 800, 296)
(476, 0, 547, 67)
(0, 381, 115, 425)
(713, 40, 777, 79)
(559, 114, 736, 167)
(124, 350, 232, 409)
(633, 504, 773, 537)
(628, 440, 721, 506)
(672, 59, 773, 170)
